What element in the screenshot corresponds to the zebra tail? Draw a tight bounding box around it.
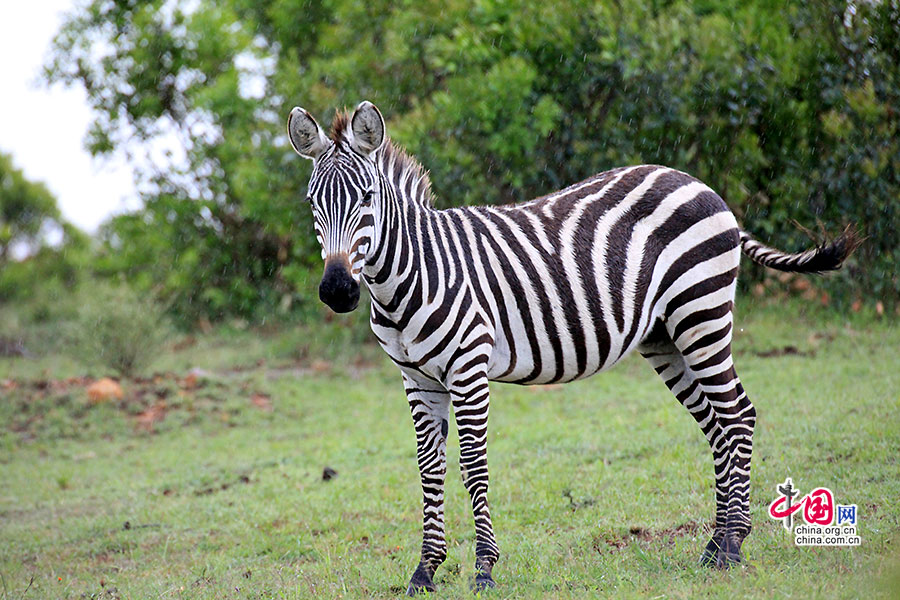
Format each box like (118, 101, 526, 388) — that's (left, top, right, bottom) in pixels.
(739, 225, 862, 273)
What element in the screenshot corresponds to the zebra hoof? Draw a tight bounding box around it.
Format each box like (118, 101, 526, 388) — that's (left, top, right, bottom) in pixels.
(715, 548, 743, 568)
(406, 563, 436, 596)
(471, 574, 495, 594)
(699, 536, 723, 567)
(702, 536, 743, 569)
(471, 565, 496, 594)
(406, 581, 436, 596)
(720, 538, 744, 568)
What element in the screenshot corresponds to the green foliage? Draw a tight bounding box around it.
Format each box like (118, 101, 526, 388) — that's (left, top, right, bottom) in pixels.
(68, 283, 171, 376)
(0, 224, 91, 314)
(0, 153, 92, 323)
(44, 0, 900, 323)
(0, 152, 63, 263)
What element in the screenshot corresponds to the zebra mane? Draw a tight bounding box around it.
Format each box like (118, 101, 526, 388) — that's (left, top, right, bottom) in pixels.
(377, 142, 435, 208)
(329, 109, 353, 142)
(329, 110, 434, 208)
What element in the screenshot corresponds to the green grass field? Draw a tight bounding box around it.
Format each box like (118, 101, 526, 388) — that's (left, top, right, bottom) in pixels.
(1, 301, 898, 599)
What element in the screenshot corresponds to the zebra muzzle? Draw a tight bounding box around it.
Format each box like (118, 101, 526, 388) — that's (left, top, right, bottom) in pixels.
(319, 255, 360, 313)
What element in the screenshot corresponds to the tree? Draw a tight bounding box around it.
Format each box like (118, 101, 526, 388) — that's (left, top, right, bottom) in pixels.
(0, 152, 90, 320)
(45, 0, 317, 323)
(0, 152, 62, 264)
(44, 0, 900, 321)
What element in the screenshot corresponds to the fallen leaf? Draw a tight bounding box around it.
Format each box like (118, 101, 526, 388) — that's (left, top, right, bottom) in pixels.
(183, 372, 198, 390)
(251, 393, 272, 411)
(136, 401, 167, 431)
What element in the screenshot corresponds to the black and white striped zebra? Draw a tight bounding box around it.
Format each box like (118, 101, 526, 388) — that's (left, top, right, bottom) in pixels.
(287, 101, 859, 594)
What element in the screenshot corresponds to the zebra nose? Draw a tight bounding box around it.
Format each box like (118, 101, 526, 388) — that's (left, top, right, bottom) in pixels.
(319, 257, 360, 313)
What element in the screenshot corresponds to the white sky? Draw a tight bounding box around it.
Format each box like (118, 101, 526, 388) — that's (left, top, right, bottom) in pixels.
(0, 0, 138, 234)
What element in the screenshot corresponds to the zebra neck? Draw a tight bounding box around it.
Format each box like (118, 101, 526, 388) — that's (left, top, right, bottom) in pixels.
(362, 177, 432, 312)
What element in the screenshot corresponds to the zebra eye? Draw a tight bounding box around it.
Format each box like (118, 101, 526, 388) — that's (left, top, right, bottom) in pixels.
(361, 190, 373, 206)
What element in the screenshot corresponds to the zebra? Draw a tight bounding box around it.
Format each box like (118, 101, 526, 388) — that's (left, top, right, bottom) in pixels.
(286, 100, 859, 594)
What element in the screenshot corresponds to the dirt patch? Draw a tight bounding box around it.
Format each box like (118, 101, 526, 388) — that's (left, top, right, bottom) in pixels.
(593, 521, 706, 553)
(3, 370, 280, 439)
(135, 400, 168, 431)
(752, 345, 814, 358)
(193, 474, 252, 496)
(251, 393, 273, 411)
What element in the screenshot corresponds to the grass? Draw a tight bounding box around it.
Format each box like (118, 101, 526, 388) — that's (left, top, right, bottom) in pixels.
(1, 300, 898, 599)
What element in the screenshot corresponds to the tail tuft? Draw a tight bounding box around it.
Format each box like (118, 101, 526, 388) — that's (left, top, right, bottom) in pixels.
(740, 225, 862, 273)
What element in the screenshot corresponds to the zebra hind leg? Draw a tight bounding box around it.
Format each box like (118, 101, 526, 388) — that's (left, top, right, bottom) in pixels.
(666, 310, 755, 567)
(638, 322, 731, 567)
(689, 359, 754, 567)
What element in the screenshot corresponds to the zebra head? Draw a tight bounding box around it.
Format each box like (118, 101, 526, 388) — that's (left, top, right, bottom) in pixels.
(287, 101, 387, 313)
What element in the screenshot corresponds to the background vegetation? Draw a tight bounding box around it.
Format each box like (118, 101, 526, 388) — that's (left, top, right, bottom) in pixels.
(2, 0, 893, 327)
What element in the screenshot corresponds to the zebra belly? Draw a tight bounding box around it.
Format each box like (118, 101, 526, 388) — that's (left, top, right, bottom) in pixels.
(486, 341, 631, 385)
(485, 316, 643, 385)
(476, 230, 660, 385)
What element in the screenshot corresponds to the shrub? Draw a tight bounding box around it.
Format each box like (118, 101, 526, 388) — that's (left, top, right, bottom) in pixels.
(69, 284, 171, 377)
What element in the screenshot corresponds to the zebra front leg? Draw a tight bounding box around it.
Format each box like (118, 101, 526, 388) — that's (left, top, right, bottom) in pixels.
(402, 373, 452, 596)
(449, 369, 500, 591)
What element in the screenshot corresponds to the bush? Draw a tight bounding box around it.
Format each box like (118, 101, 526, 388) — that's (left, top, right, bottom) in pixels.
(69, 284, 171, 377)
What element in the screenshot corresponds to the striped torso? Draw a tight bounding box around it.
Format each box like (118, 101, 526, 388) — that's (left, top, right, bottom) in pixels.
(364, 164, 741, 386)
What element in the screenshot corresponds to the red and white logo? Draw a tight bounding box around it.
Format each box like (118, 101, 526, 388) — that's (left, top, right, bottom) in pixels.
(767, 478, 860, 546)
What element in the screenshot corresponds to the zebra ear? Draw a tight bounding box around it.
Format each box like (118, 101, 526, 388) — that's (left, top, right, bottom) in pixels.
(287, 107, 330, 160)
(349, 101, 386, 157)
